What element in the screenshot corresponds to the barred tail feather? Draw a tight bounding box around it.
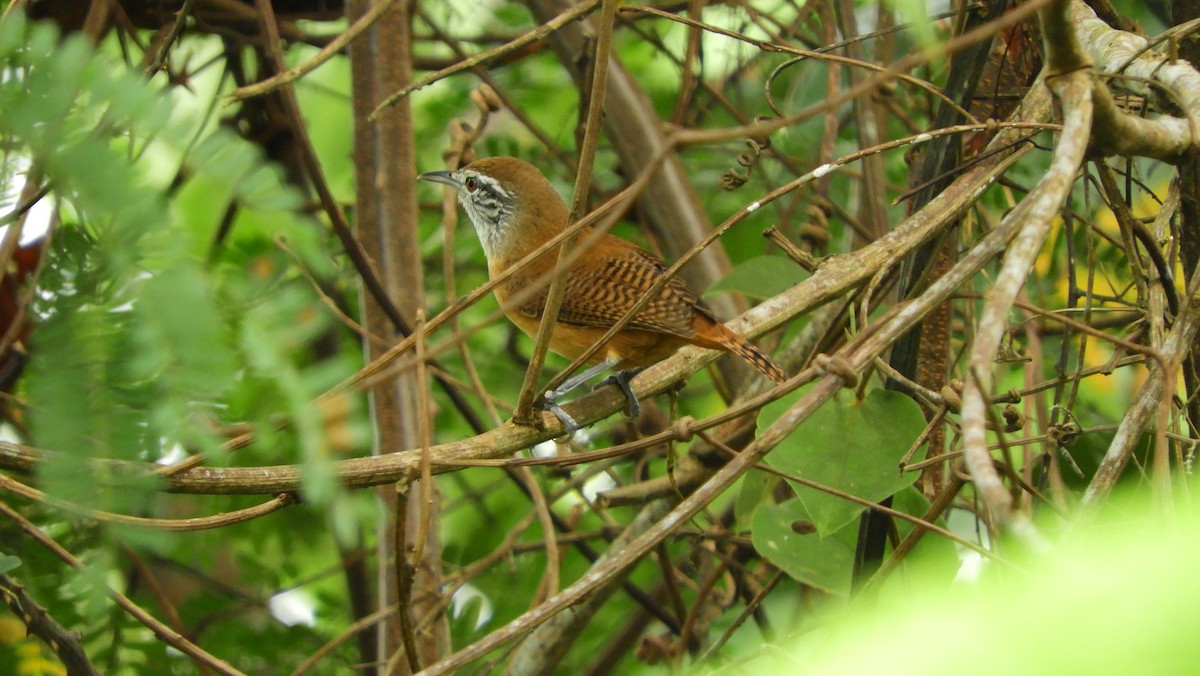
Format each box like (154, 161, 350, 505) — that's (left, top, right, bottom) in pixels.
(688, 317, 789, 383)
(728, 336, 788, 384)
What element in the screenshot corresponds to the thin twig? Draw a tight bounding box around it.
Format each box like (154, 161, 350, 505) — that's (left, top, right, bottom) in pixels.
(0, 499, 244, 675)
(0, 572, 98, 675)
(0, 473, 293, 530)
(369, 0, 602, 119)
(228, 0, 400, 101)
(514, 0, 617, 423)
(146, 0, 197, 75)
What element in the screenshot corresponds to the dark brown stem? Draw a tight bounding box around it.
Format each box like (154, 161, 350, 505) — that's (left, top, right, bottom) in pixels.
(0, 572, 99, 676)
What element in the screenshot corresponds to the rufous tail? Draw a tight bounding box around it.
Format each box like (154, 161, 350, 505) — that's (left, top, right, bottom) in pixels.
(726, 334, 788, 384)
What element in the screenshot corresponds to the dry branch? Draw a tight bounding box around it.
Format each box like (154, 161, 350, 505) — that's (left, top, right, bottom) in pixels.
(0, 107, 1043, 495)
(1070, 0, 1200, 161)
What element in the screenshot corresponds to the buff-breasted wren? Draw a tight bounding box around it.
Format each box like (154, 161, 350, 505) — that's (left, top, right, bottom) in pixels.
(420, 156, 787, 431)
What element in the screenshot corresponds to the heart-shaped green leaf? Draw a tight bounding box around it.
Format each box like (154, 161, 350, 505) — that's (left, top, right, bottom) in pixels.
(735, 468, 774, 524)
(751, 498, 856, 594)
(0, 552, 20, 574)
(760, 388, 926, 536)
(706, 255, 809, 300)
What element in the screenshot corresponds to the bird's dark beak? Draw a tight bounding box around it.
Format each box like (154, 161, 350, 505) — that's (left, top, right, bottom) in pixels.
(418, 171, 460, 190)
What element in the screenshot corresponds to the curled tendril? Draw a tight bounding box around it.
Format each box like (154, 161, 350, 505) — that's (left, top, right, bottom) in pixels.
(720, 117, 773, 190)
(444, 84, 503, 167)
(470, 83, 502, 113)
(799, 199, 831, 248)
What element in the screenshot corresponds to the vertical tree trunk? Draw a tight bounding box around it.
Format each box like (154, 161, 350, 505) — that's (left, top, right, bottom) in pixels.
(1173, 0, 1200, 444)
(347, 0, 445, 670)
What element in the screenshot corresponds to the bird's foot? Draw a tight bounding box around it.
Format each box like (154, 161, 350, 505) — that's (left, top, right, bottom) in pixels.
(538, 359, 619, 438)
(539, 360, 641, 437)
(542, 394, 579, 440)
(595, 369, 641, 418)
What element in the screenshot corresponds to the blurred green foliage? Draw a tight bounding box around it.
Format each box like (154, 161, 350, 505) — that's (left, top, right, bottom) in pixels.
(726, 484, 1200, 675)
(0, 0, 1188, 672)
(0, 13, 367, 671)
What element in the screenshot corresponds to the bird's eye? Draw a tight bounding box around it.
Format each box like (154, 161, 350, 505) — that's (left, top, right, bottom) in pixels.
(464, 176, 479, 192)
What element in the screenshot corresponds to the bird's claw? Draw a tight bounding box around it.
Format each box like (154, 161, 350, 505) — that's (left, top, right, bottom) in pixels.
(595, 371, 641, 418)
(543, 394, 579, 440)
(540, 366, 640, 438)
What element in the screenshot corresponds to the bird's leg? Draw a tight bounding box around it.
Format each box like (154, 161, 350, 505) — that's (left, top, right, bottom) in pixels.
(550, 359, 617, 400)
(543, 401, 579, 438)
(542, 359, 618, 436)
(596, 369, 642, 418)
(542, 358, 649, 434)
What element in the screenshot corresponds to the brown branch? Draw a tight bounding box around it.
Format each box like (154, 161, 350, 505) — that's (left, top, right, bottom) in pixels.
(368, 0, 602, 118)
(0, 472, 293, 530)
(1070, 0, 1200, 161)
(145, 0, 197, 74)
(227, 0, 400, 101)
(514, 0, 618, 422)
(341, 0, 444, 665)
(958, 3, 1096, 539)
(0, 572, 98, 676)
(0, 109, 1046, 495)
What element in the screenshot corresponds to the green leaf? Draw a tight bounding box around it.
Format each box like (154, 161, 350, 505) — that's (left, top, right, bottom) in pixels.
(885, 486, 960, 582)
(768, 490, 1200, 675)
(240, 314, 341, 512)
(706, 255, 808, 300)
(735, 468, 773, 524)
(0, 553, 20, 573)
(130, 265, 236, 398)
(29, 310, 126, 457)
(760, 388, 926, 536)
(884, 0, 938, 50)
(751, 498, 856, 594)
